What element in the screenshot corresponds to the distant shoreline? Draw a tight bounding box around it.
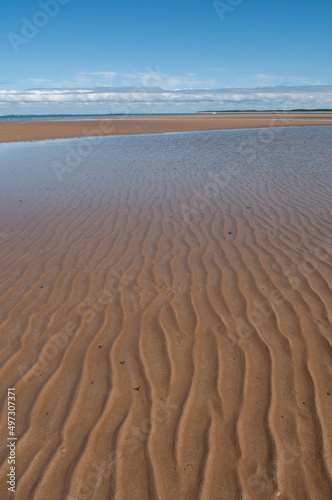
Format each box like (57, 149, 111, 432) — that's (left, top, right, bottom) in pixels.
(0, 112, 332, 143)
(1, 109, 332, 119)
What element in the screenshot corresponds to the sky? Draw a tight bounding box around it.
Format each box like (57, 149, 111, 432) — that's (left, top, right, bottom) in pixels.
(1, 0, 332, 114)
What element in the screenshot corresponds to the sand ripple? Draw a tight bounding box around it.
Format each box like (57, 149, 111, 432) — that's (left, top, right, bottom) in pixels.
(0, 128, 331, 499)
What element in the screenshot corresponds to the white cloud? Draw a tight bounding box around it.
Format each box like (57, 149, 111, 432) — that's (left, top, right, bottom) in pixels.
(206, 67, 228, 72)
(253, 74, 282, 81)
(71, 67, 220, 90)
(0, 85, 331, 114)
(243, 74, 324, 87)
(76, 71, 117, 84)
(119, 67, 218, 90)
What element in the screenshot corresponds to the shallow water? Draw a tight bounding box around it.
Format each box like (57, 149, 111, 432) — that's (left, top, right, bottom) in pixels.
(0, 126, 331, 220)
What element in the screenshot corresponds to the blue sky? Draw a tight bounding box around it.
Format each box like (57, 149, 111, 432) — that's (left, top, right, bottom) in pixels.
(1, 0, 332, 114)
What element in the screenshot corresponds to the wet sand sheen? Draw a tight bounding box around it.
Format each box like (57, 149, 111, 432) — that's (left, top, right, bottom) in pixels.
(0, 128, 331, 499)
(0, 112, 332, 143)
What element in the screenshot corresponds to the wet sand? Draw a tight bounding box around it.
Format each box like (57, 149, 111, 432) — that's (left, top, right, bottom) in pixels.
(0, 112, 332, 143)
(0, 127, 331, 499)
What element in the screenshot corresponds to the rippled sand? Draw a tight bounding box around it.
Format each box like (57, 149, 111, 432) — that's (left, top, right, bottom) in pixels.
(0, 128, 331, 499)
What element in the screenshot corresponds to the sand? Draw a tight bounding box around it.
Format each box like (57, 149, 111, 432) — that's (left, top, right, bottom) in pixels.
(0, 125, 331, 499)
(0, 112, 332, 143)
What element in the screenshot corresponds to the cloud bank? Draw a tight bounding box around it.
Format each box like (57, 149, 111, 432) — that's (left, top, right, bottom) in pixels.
(0, 85, 331, 115)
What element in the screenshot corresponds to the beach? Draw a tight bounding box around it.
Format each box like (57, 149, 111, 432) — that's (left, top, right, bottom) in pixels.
(0, 112, 332, 143)
(0, 125, 331, 499)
